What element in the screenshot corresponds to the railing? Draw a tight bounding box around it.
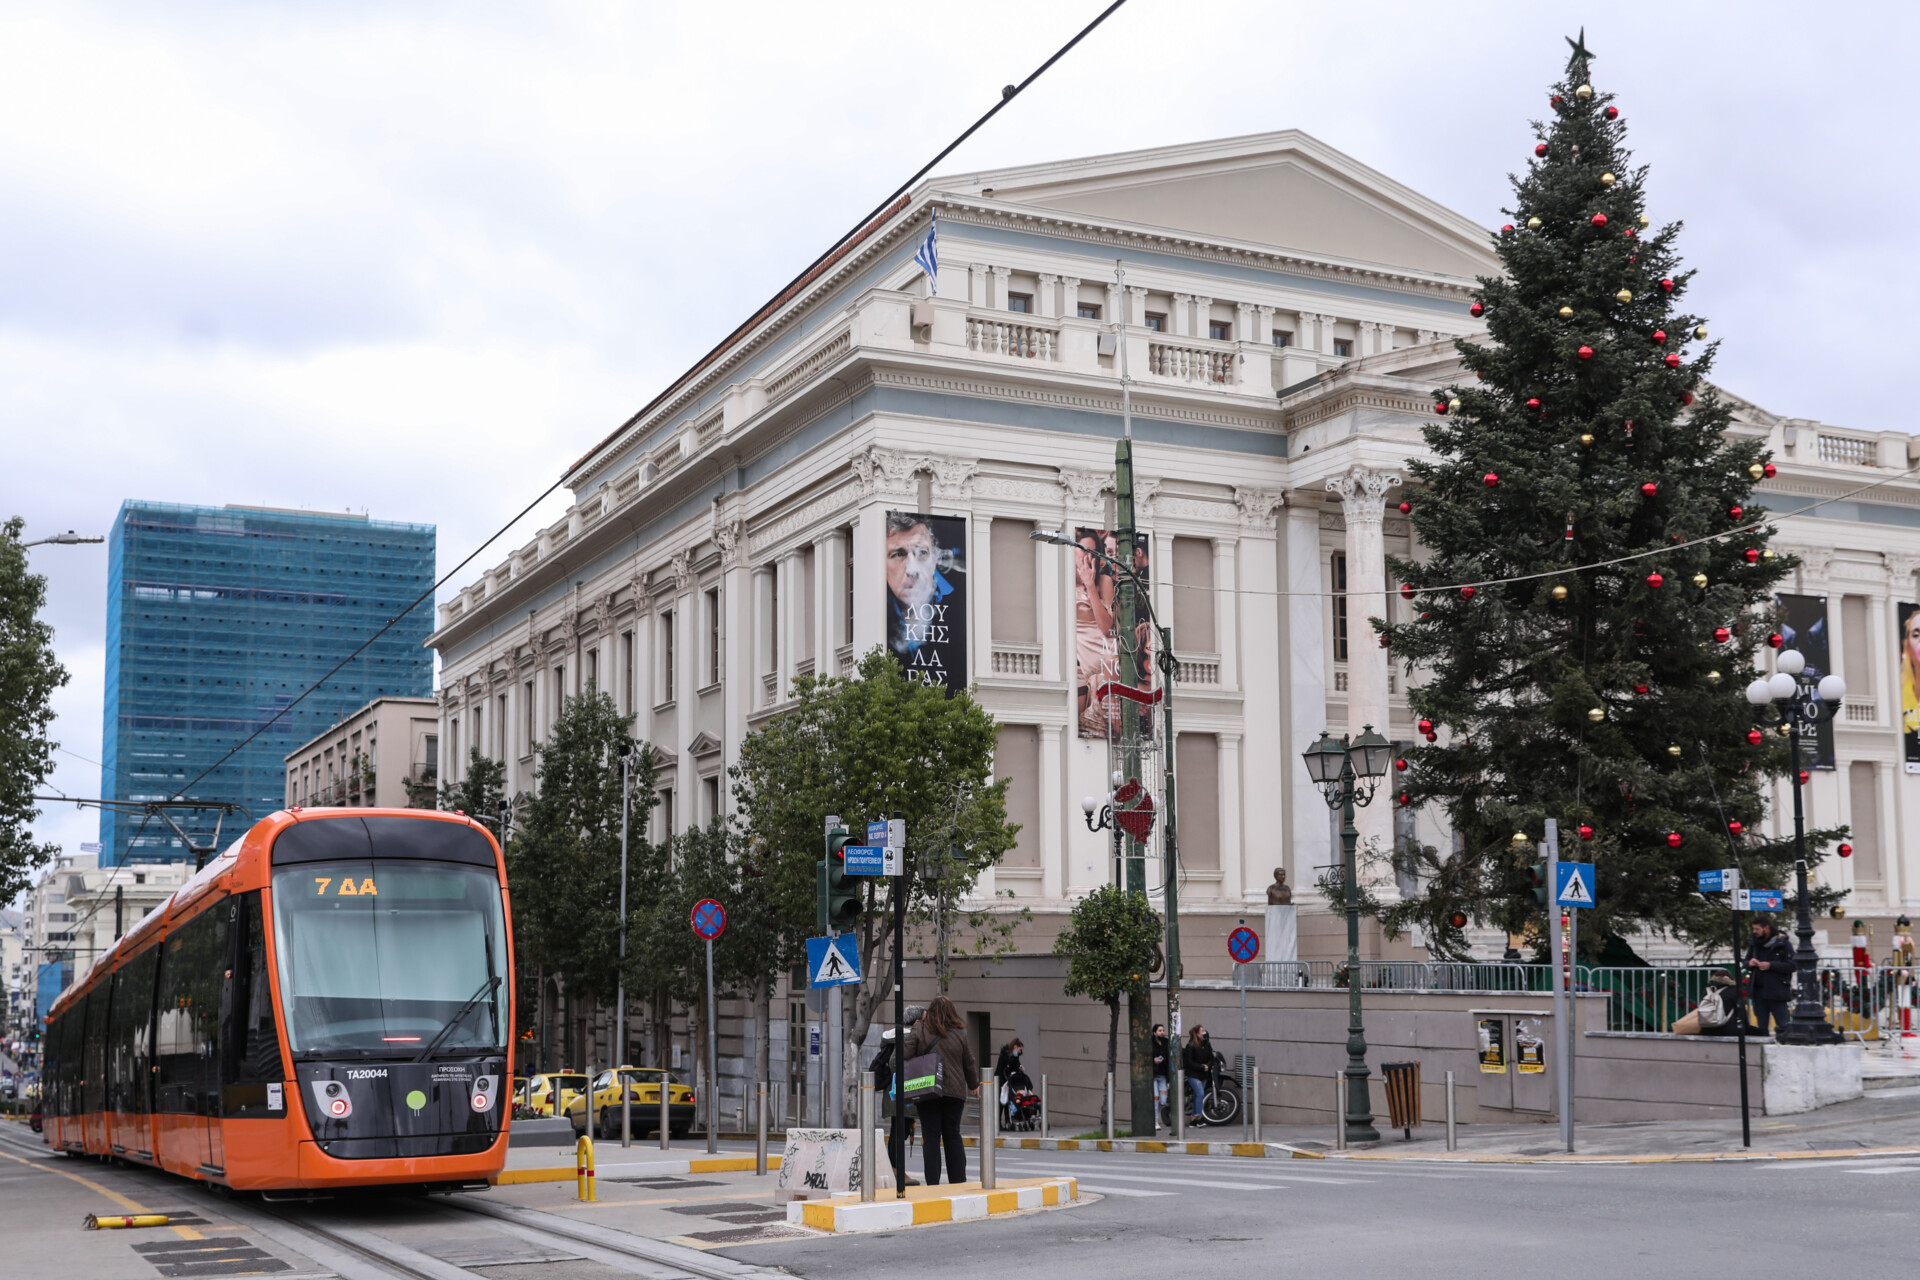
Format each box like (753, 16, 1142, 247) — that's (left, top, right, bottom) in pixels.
(1845, 698, 1878, 724)
(991, 645, 1042, 677)
(1147, 339, 1236, 385)
(1817, 433, 1877, 467)
(967, 316, 1058, 361)
(1175, 656, 1220, 685)
(1236, 960, 1546, 993)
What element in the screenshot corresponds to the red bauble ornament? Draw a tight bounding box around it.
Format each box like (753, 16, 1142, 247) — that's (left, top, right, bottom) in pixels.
(1460, 587, 1476, 599)
(1398, 501, 1412, 514)
(1470, 301, 1485, 317)
(1634, 683, 1650, 694)
(1483, 472, 1500, 487)
(1399, 793, 1411, 807)
(1839, 842, 1854, 858)
(1591, 213, 1609, 227)
(1715, 627, 1732, 644)
(1401, 583, 1416, 600)
(1526, 397, 1542, 412)
(1768, 632, 1783, 649)
(1379, 635, 1390, 648)
(1728, 821, 1744, 836)
(1394, 757, 1409, 772)
(1762, 462, 1777, 478)
(1552, 95, 1564, 106)
(1578, 345, 1594, 360)
(1646, 572, 1664, 589)
(1578, 824, 1595, 841)
(1624, 228, 1636, 240)
(1604, 106, 1619, 120)
(1746, 729, 1764, 746)
(1417, 718, 1433, 734)
(1659, 278, 1675, 293)
(1744, 548, 1760, 563)
(1652, 330, 1667, 345)
(1666, 832, 1683, 848)
(1664, 353, 1682, 368)
(1729, 506, 1743, 520)
(1534, 143, 1548, 157)
(1681, 392, 1694, 406)
(1500, 224, 1513, 233)
(1798, 770, 1810, 785)
(1448, 910, 1469, 929)
(1641, 481, 1659, 496)
(1435, 401, 1449, 415)
(1424, 731, 1437, 743)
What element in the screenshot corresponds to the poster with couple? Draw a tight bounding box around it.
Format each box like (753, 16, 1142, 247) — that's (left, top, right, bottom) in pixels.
(885, 511, 967, 692)
(1072, 528, 1154, 739)
(1901, 601, 1920, 774)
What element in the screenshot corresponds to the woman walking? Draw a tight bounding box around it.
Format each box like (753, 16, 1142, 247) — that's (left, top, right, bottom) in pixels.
(905, 995, 980, 1185)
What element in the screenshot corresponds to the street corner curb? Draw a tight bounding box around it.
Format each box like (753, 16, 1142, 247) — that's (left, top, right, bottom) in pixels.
(964, 1135, 1280, 1158)
(1331, 1144, 1920, 1167)
(785, 1178, 1079, 1233)
(492, 1153, 782, 1185)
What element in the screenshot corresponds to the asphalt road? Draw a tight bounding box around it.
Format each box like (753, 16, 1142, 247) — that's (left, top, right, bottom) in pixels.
(731, 1145, 1920, 1278)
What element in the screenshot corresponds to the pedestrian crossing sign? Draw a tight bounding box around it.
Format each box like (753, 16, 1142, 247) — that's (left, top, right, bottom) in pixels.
(1555, 861, 1596, 908)
(806, 934, 861, 989)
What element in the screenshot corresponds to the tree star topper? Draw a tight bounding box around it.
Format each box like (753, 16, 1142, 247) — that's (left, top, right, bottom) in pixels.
(1565, 28, 1595, 74)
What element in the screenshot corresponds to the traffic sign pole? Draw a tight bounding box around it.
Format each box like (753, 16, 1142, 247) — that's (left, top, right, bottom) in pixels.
(1227, 925, 1259, 1143)
(1545, 820, 1572, 1154)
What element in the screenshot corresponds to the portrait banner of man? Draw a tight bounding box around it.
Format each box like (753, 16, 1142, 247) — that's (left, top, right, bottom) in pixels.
(1900, 602, 1920, 774)
(1072, 527, 1153, 739)
(885, 511, 967, 692)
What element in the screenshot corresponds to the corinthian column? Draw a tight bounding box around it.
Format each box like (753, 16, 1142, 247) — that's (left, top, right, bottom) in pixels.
(1328, 467, 1401, 865)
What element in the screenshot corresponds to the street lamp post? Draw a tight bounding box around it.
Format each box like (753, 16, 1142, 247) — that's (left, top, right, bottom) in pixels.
(617, 741, 635, 1143)
(1301, 727, 1393, 1144)
(1745, 650, 1846, 1046)
(21, 531, 104, 548)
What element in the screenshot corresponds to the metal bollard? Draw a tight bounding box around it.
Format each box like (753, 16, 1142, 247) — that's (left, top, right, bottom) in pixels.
(1040, 1074, 1049, 1139)
(658, 1074, 670, 1151)
(980, 1086, 997, 1190)
(1334, 1073, 1347, 1151)
(1445, 1071, 1457, 1153)
(756, 1082, 769, 1175)
(1251, 1071, 1262, 1144)
(575, 1133, 597, 1201)
(1173, 1066, 1185, 1141)
(1104, 1072, 1116, 1141)
(859, 1072, 876, 1202)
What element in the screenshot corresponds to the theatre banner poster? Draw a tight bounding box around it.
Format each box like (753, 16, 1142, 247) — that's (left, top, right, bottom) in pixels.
(1900, 601, 1920, 774)
(1775, 592, 1835, 769)
(884, 511, 967, 693)
(1071, 528, 1154, 739)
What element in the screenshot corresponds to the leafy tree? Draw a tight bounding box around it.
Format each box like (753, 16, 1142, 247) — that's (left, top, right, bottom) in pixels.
(1054, 885, 1161, 1131)
(0, 518, 69, 907)
(1381, 40, 1841, 957)
(401, 745, 507, 817)
(730, 649, 1018, 1058)
(507, 689, 657, 1065)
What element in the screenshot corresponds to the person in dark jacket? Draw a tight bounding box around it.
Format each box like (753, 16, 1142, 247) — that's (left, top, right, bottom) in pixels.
(1181, 1026, 1213, 1124)
(993, 1038, 1025, 1125)
(870, 1006, 923, 1184)
(1151, 1024, 1172, 1125)
(905, 995, 981, 1185)
(1745, 918, 1797, 1034)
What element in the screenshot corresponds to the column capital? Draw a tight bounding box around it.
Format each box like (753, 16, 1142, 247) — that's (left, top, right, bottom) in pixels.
(927, 453, 980, 502)
(1057, 467, 1113, 516)
(1234, 486, 1286, 531)
(1037, 272, 1058, 284)
(713, 511, 745, 568)
(1326, 468, 1401, 525)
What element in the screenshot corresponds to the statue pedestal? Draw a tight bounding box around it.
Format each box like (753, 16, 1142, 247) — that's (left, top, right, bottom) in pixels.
(1264, 904, 1299, 965)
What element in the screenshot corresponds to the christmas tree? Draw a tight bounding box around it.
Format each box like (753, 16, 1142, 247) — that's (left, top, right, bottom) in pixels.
(1381, 33, 1840, 957)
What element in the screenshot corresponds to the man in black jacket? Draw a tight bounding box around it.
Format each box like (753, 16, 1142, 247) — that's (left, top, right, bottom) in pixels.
(1745, 919, 1797, 1034)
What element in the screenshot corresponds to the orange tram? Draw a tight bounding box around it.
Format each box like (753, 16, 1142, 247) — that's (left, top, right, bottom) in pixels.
(41, 808, 515, 1192)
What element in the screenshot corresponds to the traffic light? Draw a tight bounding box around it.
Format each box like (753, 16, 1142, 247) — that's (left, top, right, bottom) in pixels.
(1529, 858, 1550, 908)
(824, 825, 862, 931)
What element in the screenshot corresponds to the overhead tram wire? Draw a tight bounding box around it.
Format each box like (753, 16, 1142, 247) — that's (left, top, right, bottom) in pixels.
(161, 1, 1132, 807)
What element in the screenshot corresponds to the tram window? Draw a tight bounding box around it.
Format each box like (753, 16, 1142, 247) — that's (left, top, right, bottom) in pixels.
(223, 891, 286, 1111)
(82, 985, 110, 1115)
(155, 906, 228, 1115)
(108, 947, 159, 1115)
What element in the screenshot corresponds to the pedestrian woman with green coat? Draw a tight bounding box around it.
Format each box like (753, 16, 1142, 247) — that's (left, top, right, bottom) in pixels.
(904, 995, 980, 1185)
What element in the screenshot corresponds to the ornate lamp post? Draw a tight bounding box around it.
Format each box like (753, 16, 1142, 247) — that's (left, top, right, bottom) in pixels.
(1745, 649, 1846, 1045)
(1301, 726, 1393, 1143)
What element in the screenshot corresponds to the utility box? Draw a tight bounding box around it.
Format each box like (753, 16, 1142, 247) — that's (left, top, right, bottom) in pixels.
(1471, 1010, 1553, 1113)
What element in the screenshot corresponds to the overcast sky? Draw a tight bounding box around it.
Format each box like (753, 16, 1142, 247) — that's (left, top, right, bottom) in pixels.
(10, 1, 1916, 877)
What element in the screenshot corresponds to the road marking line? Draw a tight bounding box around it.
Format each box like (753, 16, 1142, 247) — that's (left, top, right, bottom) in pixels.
(1073, 1184, 1176, 1197)
(0, 1149, 204, 1240)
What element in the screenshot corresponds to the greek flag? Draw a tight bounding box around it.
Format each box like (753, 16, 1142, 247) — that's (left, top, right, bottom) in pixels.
(914, 208, 939, 294)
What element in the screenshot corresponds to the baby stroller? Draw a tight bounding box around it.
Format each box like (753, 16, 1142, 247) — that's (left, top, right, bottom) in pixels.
(1002, 1069, 1041, 1131)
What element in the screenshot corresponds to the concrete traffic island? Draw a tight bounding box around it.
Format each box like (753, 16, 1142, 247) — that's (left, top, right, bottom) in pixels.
(788, 1177, 1080, 1233)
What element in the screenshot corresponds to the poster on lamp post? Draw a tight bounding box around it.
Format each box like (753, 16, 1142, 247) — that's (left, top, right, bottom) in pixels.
(1900, 602, 1920, 774)
(1072, 527, 1154, 739)
(884, 511, 967, 693)
(1775, 593, 1835, 769)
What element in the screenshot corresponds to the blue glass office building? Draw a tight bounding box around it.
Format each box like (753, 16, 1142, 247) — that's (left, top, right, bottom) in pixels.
(100, 503, 435, 863)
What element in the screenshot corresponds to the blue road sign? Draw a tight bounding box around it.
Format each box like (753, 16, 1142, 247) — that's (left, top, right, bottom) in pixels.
(1228, 927, 1260, 964)
(805, 934, 861, 989)
(867, 820, 889, 846)
(844, 844, 886, 875)
(1555, 861, 1596, 908)
(1734, 888, 1784, 912)
(690, 898, 726, 939)
(1698, 868, 1741, 893)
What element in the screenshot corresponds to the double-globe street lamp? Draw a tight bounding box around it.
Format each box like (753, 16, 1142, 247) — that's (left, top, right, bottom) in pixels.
(1744, 649, 1847, 1046)
(1300, 727, 1394, 1144)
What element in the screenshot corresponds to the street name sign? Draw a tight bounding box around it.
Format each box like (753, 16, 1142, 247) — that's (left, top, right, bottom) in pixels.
(1733, 888, 1784, 911)
(843, 844, 886, 875)
(1697, 868, 1741, 893)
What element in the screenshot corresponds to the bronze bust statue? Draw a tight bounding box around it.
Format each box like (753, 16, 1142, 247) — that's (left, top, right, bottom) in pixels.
(1266, 867, 1292, 905)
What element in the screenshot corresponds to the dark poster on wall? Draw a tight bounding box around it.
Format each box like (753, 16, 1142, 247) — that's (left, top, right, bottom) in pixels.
(885, 511, 967, 692)
(1900, 602, 1920, 774)
(1775, 593, 1835, 770)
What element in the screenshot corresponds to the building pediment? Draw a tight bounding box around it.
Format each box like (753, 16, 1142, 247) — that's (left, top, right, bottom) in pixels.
(938, 130, 1499, 283)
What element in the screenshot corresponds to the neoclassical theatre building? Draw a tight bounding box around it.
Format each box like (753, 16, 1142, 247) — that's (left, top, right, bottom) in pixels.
(429, 131, 1920, 983)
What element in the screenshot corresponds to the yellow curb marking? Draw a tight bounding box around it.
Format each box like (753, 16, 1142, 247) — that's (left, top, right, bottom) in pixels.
(0, 1149, 203, 1240)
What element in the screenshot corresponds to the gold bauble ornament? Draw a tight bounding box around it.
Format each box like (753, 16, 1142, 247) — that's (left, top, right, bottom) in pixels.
(1600, 172, 1617, 187)
(1615, 289, 1633, 304)
(1763, 549, 1777, 561)
(1511, 831, 1530, 849)
(1448, 398, 1462, 412)
(1575, 84, 1594, 99)
(1551, 585, 1568, 601)
(1558, 305, 1575, 319)
(1707, 670, 1723, 685)
(1668, 744, 1684, 757)
(1779, 724, 1792, 738)
(1588, 707, 1606, 722)
(1694, 326, 1708, 340)
(1579, 433, 1595, 446)
(1692, 573, 1709, 588)
(1638, 214, 1651, 229)
(1749, 462, 1766, 480)
(1527, 216, 1543, 230)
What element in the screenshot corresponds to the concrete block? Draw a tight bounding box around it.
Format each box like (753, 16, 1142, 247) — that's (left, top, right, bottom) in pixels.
(1763, 1043, 1864, 1115)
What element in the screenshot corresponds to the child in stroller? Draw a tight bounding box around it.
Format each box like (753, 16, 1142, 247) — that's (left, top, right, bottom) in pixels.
(1002, 1068, 1041, 1131)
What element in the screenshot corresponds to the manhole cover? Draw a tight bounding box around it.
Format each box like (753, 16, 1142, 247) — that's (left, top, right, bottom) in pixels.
(415, 1236, 584, 1267)
(131, 1237, 290, 1277)
(681, 1225, 816, 1245)
(664, 1202, 773, 1217)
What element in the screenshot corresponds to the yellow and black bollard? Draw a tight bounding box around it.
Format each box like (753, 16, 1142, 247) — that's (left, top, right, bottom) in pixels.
(85, 1215, 172, 1230)
(574, 1133, 597, 1202)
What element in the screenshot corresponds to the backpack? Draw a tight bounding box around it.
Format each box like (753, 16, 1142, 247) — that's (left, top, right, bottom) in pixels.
(1696, 987, 1731, 1029)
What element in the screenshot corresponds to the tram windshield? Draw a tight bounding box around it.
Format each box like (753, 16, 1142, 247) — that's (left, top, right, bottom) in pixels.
(272, 860, 507, 1058)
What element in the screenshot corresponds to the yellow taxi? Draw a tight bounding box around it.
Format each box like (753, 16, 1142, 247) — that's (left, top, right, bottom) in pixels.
(521, 1071, 589, 1117)
(562, 1066, 695, 1139)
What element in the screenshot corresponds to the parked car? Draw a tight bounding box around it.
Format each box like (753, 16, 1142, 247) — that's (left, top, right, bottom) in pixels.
(520, 1072, 589, 1118)
(563, 1066, 695, 1139)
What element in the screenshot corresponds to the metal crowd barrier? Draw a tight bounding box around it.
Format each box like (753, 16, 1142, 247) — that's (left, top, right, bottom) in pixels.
(1235, 960, 1545, 993)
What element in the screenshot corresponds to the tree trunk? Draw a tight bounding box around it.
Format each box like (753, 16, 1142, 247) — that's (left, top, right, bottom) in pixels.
(1105, 996, 1120, 1131)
